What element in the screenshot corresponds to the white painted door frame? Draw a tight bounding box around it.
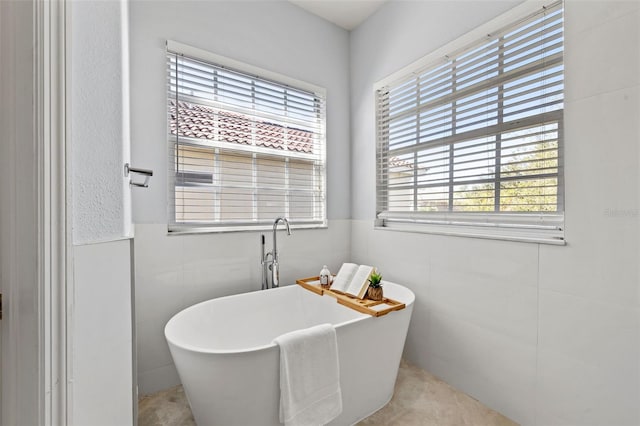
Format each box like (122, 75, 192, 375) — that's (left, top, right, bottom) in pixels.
(0, 0, 69, 424)
(41, 0, 71, 423)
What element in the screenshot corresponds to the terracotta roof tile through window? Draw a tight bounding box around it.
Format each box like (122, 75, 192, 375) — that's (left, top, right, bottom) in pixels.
(169, 100, 314, 154)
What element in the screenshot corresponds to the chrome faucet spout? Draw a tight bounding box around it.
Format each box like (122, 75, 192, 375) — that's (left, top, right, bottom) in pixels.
(271, 217, 291, 288)
(272, 217, 291, 258)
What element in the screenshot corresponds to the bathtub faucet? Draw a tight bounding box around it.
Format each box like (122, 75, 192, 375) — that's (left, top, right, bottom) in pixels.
(270, 217, 291, 288)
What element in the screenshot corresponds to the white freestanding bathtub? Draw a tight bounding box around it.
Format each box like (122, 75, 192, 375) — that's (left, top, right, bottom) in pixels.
(165, 281, 415, 426)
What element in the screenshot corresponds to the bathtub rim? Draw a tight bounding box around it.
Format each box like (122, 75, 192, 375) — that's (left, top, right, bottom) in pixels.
(164, 280, 415, 356)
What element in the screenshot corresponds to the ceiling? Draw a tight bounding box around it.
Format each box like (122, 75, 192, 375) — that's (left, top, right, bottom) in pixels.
(288, 0, 388, 31)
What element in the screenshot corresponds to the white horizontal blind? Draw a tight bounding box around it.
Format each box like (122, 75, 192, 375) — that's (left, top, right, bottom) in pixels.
(375, 1, 564, 242)
(167, 48, 326, 231)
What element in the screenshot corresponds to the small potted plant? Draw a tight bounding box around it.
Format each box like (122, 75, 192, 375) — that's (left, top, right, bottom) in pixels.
(367, 270, 383, 301)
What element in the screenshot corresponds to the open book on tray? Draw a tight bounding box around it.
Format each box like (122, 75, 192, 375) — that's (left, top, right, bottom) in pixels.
(330, 263, 375, 299)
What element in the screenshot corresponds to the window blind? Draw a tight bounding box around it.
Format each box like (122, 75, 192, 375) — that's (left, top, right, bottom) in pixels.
(375, 1, 564, 243)
(167, 46, 326, 232)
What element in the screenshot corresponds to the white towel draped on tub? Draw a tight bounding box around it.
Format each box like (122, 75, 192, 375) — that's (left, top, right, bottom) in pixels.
(273, 323, 343, 426)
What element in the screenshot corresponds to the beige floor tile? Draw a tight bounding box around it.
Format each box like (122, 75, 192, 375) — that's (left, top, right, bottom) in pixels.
(138, 385, 195, 426)
(358, 360, 517, 426)
(138, 360, 518, 426)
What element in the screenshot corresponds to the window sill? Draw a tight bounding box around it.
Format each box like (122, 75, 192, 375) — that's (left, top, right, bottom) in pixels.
(374, 220, 565, 245)
(168, 222, 328, 235)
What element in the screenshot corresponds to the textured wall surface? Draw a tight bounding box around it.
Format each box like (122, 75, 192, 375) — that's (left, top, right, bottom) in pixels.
(71, 0, 131, 244)
(70, 2, 135, 425)
(350, 1, 640, 425)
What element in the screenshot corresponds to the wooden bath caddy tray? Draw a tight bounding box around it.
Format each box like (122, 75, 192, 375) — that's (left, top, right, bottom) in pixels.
(295, 276, 406, 317)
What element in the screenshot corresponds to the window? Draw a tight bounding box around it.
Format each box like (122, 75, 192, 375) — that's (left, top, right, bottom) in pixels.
(375, 1, 564, 244)
(167, 42, 326, 232)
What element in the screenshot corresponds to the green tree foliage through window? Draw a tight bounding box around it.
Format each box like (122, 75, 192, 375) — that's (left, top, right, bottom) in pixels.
(375, 1, 565, 242)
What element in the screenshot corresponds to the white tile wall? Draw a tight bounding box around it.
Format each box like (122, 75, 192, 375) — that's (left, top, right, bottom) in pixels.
(73, 239, 133, 426)
(539, 291, 639, 373)
(564, 6, 639, 102)
(350, 1, 640, 425)
(537, 345, 639, 426)
(540, 86, 640, 304)
(565, 0, 640, 36)
(351, 221, 539, 425)
(131, 2, 640, 425)
(532, 5, 640, 424)
(138, 364, 181, 399)
(134, 221, 351, 395)
(429, 237, 539, 344)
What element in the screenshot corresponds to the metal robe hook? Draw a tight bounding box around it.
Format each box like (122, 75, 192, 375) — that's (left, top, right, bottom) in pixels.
(124, 163, 154, 188)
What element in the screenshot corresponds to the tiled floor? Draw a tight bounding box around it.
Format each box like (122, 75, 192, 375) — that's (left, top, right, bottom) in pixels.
(138, 360, 518, 426)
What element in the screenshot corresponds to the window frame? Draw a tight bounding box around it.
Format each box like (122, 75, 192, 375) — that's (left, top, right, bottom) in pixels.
(166, 41, 327, 234)
(373, 0, 565, 245)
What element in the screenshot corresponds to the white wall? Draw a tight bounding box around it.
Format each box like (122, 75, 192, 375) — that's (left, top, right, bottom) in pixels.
(69, 1, 134, 424)
(130, 0, 351, 224)
(73, 240, 134, 426)
(71, 0, 131, 244)
(131, 2, 640, 424)
(350, 1, 640, 425)
(128, 0, 352, 395)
